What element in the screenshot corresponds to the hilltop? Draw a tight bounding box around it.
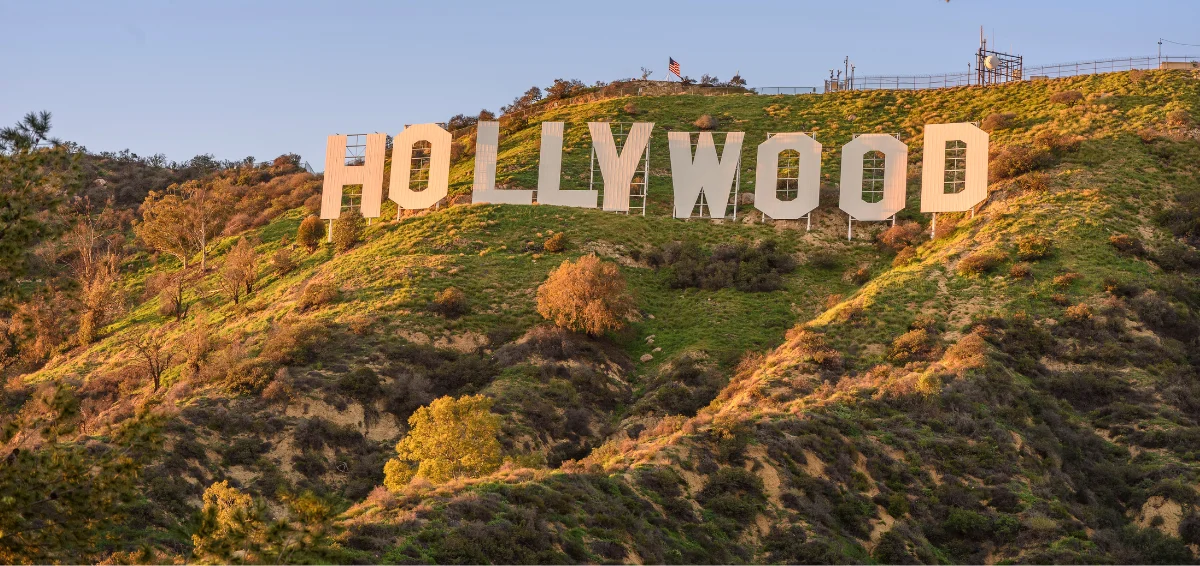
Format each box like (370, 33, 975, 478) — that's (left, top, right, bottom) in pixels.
(2, 68, 1200, 563)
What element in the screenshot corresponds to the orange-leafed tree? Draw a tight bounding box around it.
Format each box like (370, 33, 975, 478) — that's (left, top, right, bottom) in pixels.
(536, 254, 635, 336)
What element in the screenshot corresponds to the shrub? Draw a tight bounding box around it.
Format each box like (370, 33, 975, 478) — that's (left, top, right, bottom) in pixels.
(261, 317, 322, 366)
(261, 369, 293, 405)
(934, 214, 960, 239)
(892, 246, 917, 267)
(1009, 262, 1033, 279)
(536, 254, 636, 336)
(338, 367, 382, 404)
(846, 266, 871, 285)
(956, 251, 1006, 276)
(542, 232, 568, 253)
(297, 215, 326, 251)
(225, 357, 275, 396)
(652, 239, 795, 292)
(981, 112, 1016, 131)
(1109, 233, 1146, 256)
(1065, 303, 1093, 321)
(1052, 271, 1081, 287)
(298, 280, 339, 310)
(693, 114, 719, 131)
(271, 247, 296, 276)
(1016, 172, 1050, 193)
(1016, 235, 1053, 261)
(1033, 130, 1080, 155)
(889, 328, 932, 363)
(991, 145, 1050, 180)
(429, 287, 469, 318)
(1049, 90, 1084, 105)
(622, 101, 639, 115)
(878, 221, 925, 251)
(807, 249, 840, 269)
(332, 210, 364, 253)
(385, 394, 501, 487)
(1166, 109, 1192, 128)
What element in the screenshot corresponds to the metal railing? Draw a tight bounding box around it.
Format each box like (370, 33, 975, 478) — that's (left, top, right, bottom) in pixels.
(831, 54, 1200, 92)
(755, 86, 819, 95)
(1025, 55, 1199, 79)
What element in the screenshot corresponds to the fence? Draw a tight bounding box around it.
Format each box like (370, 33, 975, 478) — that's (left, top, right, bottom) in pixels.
(828, 55, 1200, 92)
(1024, 55, 1199, 79)
(754, 86, 819, 95)
(440, 54, 1200, 142)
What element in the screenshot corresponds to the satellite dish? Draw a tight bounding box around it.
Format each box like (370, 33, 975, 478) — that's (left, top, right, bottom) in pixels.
(983, 55, 1000, 70)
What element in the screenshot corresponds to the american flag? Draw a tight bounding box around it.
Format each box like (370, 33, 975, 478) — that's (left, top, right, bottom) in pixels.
(668, 57, 681, 78)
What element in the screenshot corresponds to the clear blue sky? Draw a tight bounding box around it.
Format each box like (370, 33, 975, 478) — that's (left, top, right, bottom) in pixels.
(3, 1, 1198, 169)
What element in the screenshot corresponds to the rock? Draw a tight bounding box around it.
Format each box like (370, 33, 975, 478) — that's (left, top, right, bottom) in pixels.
(645, 334, 656, 344)
(640, 354, 654, 362)
(653, 347, 661, 352)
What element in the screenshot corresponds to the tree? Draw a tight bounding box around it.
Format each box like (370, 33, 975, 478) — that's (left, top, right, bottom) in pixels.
(545, 78, 585, 100)
(219, 237, 257, 304)
(297, 215, 326, 251)
(0, 415, 153, 564)
(129, 328, 174, 391)
(640, 66, 654, 80)
(184, 179, 230, 271)
(191, 481, 339, 564)
(0, 110, 78, 293)
(151, 268, 189, 320)
(332, 209, 364, 253)
(501, 86, 543, 114)
(60, 200, 125, 345)
(76, 252, 123, 345)
(384, 394, 502, 488)
(136, 190, 194, 267)
(0, 110, 59, 152)
(728, 73, 747, 87)
(536, 254, 636, 336)
(135, 180, 228, 271)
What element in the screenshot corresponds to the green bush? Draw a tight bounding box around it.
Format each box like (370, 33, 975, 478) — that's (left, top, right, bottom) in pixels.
(332, 210, 364, 253)
(298, 280, 339, 310)
(1050, 90, 1084, 105)
(956, 251, 1006, 276)
(429, 287, 469, 318)
(1016, 234, 1053, 260)
(542, 232, 568, 253)
(991, 145, 1050, 180)
(651, 239, 795, 292)
(297, 215, 326, 251)
(338, 367, 382, 404)
(1108, 234, 1146, 256)
(981, 112, 1016, 131)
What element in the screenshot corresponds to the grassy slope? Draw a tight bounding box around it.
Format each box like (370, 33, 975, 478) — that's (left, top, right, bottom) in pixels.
(11, 69, 1200, 563)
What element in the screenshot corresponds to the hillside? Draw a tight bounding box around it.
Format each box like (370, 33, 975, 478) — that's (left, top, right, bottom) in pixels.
(3, 68, 1200, 563)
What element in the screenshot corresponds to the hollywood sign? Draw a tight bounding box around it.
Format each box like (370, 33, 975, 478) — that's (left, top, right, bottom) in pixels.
(320, 121, 988, 232)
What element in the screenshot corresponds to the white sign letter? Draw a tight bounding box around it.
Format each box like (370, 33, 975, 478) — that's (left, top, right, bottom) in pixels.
(471, 121, 532, 205)
(536, 122, 595, 208)
(589, 122, 654, 212)
(320, 133, 386, 219)
(754, 133, 821, 220)
(920, 123, 989, 213)
(839, 134, 909, 221)
(668, 132, 744, 218)
(390, 123, 451, 211)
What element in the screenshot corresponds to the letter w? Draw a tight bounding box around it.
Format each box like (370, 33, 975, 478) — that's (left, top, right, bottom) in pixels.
(668, 132, 744, 218)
